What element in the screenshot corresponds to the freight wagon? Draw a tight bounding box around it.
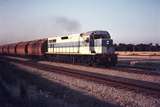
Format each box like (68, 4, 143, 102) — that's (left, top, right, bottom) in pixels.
(8, 43, 18, 55)
(27, 39, 47, 56)
(0, 46, 3, 54)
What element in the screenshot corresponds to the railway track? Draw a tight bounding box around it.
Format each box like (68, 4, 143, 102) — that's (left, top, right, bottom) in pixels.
(109, 65, 160, 76)
(5, 55, 160, 76)
(117, 56, 160, 73)
(1, 56, 160, 96)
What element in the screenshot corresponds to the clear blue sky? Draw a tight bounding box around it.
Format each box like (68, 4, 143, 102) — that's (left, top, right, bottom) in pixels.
(0, 0, 159, 44)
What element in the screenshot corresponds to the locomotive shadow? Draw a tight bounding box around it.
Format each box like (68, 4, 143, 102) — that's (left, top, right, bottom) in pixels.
(0, 59, 119, 107)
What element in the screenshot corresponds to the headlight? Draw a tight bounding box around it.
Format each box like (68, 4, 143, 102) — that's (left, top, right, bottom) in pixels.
(106, 41, 110, 45)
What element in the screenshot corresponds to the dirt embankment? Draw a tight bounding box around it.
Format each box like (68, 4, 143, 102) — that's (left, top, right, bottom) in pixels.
(0, 59, 117, 107)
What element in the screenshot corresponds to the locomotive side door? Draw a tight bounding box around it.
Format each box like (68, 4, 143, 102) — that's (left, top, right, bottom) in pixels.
(89, 34, 95, 53)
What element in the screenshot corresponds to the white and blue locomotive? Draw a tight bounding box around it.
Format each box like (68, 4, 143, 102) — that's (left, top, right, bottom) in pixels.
(46, 30, 117, 66)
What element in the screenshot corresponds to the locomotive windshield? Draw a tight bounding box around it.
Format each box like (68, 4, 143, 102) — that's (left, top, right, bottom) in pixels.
(93, 34, 110, 39)
(91, 31, 110, 39)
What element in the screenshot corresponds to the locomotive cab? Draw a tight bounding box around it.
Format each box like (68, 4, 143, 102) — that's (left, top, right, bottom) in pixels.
(88, 31, 115, 54)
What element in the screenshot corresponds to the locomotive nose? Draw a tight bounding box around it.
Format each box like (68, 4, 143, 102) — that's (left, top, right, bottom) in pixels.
(102, 39, 113, 47)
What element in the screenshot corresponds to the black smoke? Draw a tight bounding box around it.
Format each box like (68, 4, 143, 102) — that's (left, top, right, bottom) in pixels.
(54, 16, 81, 34)
(0, 16, 81, 45)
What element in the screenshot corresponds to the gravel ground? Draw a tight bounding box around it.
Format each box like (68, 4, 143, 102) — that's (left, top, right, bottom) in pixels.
(0, 59, 117, 107)
(39, 61, 160, 84)
(11, 61, 160, 107)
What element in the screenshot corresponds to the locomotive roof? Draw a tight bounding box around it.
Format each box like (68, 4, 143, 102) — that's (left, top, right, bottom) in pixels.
(82, 30, 110, 36)
(48, 30, 110, 40)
